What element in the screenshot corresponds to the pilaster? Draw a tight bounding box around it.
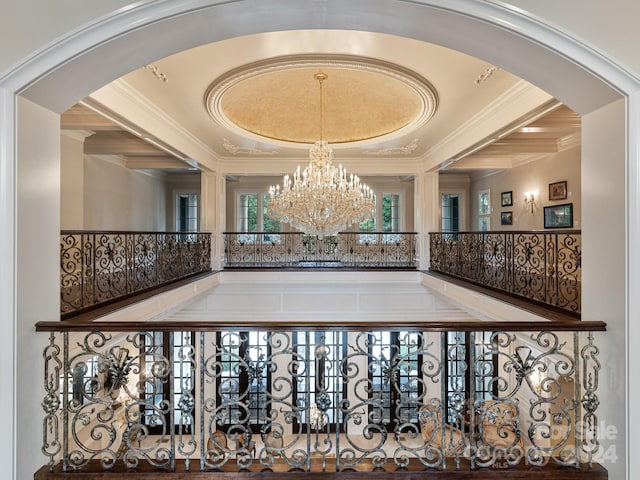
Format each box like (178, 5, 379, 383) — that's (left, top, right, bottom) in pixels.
(201, 171, 225, 270)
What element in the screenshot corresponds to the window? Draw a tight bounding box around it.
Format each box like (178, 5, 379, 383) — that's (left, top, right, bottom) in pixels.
(359, 194, 377, 232)
(293, 331, 345, 431)
(176, 193, 198, 232)
(359, 193, 401, 236)
(444, 331, 496, 424)
(237, 193, 281, 238)
(369, 331, 422, 430)
(441, 194, 460, 232)
(478, 189, 490, 231)
(69, 355, 100, 406)
(217, 331, 270, 433)
(238, 193, 259, 232)
(140, 331, 195, 435)
(382, 193, 401, 232)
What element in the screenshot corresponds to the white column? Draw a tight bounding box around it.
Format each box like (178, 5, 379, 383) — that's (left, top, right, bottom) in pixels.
(414, 170, 440, 269)
(201, 171, 225, 270)
(628, 90, 640, 480)
(16, 97, 60, 479)
(582, 98, 627, 476)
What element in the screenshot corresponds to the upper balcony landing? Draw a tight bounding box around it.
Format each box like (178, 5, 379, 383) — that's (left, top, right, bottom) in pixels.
(87, 270, 560, 327)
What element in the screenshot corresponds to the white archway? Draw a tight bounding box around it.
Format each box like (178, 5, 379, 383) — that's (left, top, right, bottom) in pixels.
(1, 2, 638, 479)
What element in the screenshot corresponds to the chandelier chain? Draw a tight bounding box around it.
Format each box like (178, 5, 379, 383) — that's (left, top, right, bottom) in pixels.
(267, 72, 375, 237)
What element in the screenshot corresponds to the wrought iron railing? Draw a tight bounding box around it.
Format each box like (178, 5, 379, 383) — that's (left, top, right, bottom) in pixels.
(36, 320, 605, 476)
(224, 232, 417, 268)
(60, 231, 212, 317)
(429, 231, 581, 315)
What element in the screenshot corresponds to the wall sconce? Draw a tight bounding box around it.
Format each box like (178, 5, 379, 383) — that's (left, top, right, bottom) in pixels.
(523, 191, 537, 213)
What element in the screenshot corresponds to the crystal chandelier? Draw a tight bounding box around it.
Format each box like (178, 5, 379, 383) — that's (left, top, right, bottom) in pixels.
(268, 73, 375, 237)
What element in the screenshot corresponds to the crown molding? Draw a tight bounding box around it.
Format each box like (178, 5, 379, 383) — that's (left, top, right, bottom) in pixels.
(61, 129, 94, 142)
(88, 78, 220, 171)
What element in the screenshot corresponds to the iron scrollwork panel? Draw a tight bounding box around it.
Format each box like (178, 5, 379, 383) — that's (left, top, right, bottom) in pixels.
(339, 332, 445, 470)
(43, 327, 600, 473)
(61, 332, 173, 471)
(473, 331, 579, 468)
(482, 233, 508, 289)
(93, 233, 130, 304)
(549, 233, 581, 312)
(60, 234, 86, 313)
(201, 331, 308, 470)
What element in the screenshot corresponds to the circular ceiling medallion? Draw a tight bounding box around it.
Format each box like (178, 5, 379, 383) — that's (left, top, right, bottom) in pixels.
(205, 55, 438, 147)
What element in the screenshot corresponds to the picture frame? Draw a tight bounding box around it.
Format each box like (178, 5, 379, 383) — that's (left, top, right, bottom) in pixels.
(548, 180, 568, 201)
(501, 191, 513, 207)
(544, 203, 573, 228)
(500, 211, 513, 225)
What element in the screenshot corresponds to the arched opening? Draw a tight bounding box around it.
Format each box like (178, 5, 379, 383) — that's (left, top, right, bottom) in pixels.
(2, 2, 637, 479)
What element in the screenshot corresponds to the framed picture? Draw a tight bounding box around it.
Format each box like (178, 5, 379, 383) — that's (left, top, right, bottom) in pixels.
(548, 180, 568, 201)
(544, 203, 573, 228)
(501, 191, 513, 207)
(501, 211, 513, 225)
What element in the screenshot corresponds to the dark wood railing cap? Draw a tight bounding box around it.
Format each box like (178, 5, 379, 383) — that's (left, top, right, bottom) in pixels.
(36, 319, 606, 333)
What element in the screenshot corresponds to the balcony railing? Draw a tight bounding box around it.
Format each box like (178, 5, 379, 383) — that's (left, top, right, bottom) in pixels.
(429, 231, 581, 315)
(224, 232, 417, 268)
(60, 231, 212, 318)
(35, 319, 606, 478)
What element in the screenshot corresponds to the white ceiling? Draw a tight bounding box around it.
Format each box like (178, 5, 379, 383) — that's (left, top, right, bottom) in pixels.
(61, 30, 580, 176)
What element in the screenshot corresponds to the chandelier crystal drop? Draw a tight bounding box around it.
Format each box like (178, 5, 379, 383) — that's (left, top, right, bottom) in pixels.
(267, 73, 375, 237)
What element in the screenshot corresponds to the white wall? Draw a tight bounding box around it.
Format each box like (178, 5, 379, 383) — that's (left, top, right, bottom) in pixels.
(60, 132, 87, 229)
(82, 155, 167, 230)
(468, 146, 581, 231)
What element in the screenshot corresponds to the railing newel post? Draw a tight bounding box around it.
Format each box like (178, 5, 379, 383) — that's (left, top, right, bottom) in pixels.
(41, 331, 63, 471)
(469, 330, 477, 470)
(169, 333, 176, 472)
(199, 331, 206, 472)
(62, 332, 69, 472)
(440, 331, 448, 470)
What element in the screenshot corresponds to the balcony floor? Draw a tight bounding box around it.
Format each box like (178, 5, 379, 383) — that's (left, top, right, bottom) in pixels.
(157, 271, 491, 324)
(35, 459, 607, 479)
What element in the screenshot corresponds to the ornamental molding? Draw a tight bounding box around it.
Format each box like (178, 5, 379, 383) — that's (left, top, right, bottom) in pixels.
(475, 66, 501, 85)
(205, 54, 438, 149)
(222, 138, 278, 156)
(365, 139, 419, 156)
(143, 64, 168, 82)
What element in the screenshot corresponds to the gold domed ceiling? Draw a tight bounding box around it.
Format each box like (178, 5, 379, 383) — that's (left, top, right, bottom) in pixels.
(205, 56, 438, 146)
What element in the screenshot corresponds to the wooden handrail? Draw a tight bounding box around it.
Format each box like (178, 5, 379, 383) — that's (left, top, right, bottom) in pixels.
(35, 319, 606, 332)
